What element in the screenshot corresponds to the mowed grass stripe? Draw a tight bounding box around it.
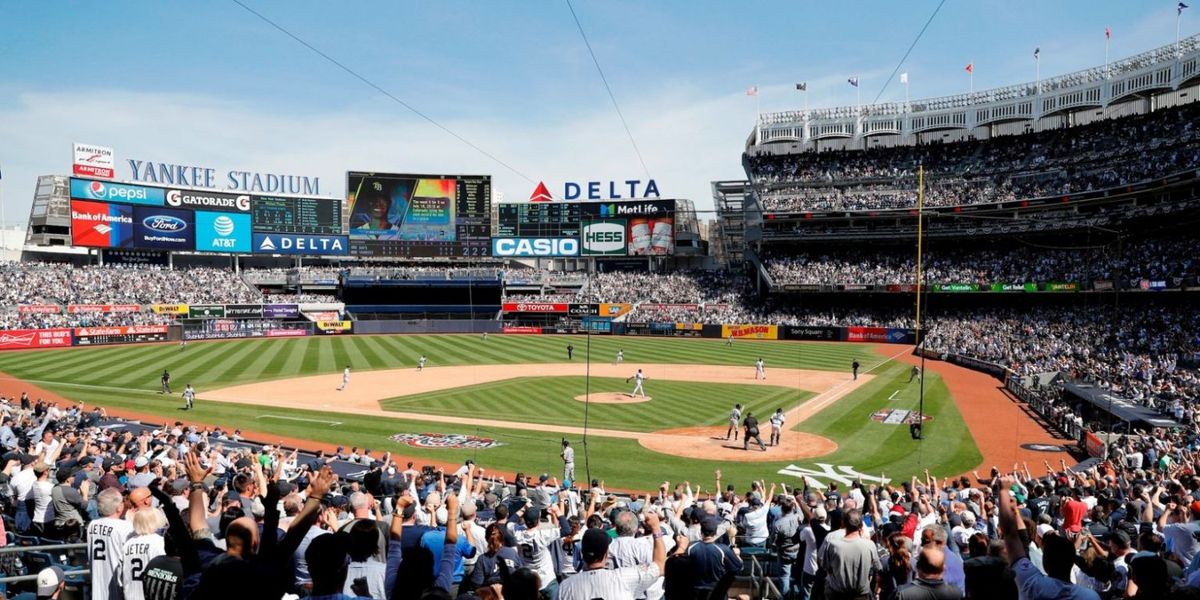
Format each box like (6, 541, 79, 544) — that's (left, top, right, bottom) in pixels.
(162, 338, 264, 389)
(233, 339, 291, 383)
(49, 343, 174, 382)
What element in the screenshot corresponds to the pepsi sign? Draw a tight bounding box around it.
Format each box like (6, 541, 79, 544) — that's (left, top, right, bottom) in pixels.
(133, 206, 194, 249)
(69, 178, 165, 206)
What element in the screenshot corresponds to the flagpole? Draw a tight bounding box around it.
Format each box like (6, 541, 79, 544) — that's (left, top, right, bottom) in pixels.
(904, 80, 909, 111)
(969, 61, 974, 94)
(1036, 55, 1040, 94)
(1105, 37, 1110, 78)
(1178, 9, 1184, 57)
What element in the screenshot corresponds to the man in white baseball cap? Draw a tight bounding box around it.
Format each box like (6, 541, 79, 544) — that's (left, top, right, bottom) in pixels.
(37, 565, 65, 599)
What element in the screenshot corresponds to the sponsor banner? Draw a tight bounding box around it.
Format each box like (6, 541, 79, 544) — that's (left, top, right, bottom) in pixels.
(568, 304, 600, 317)
(183, 329, 266, 341)
(1138, 279, 1169, 290)
(224, 304, 264, 319)
(267, 328, 309, 337)
(870, 408, 932, 425)
(73, 143, 115, 179)
(581, 220, 627, 255)
(1085, 432, 1107, 459)
(0, 328, 73, 351)
(599, 303, 632, 318)
(502, 302, 568, 313)
(1093, 280, 1114, 291)
(69, 178, 165, 206)
(579, 198, 674, 218)
(989, 283, 1035, 292)
(253, 233, 349, 255)
(74, 325, 169, 346)
(67, 304, 140, 314)
(846, 326, 889, 343)
(103, 250, 169, 266)
(151, 304, 189, 315)
(133, 206, 194, 250)
(721, 324, 779, 340)
(165, 189, 251, 212)
(19, 305, 61, 315)
(839, 284, 873, 291)
(316, 320, 351, 332)
(674, 323, 703, 331)
(263, 304, 299, 319)
(188, 305, 226, 319)
(388, 432, 505, 449)
(885, 284, 917, 293)
(195, 211, 252, 253)
(930, 283, 979, 292)
(71, 200, 134, 248)
(885, 328, 917, 344)
(491, 237, 580, 257)
(1042, 282, 1080, 292)
(783, 284, 827, 292)
(502, 326, 543, 334)
(782, 326, 839, 341)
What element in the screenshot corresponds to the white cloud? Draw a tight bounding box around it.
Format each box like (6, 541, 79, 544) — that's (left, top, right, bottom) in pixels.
(0, 84, 752, 228)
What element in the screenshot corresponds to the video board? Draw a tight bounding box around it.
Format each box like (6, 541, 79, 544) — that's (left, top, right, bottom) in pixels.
(252, 195, 342, 235)
(496, 202, 582, 238)
(346, 172, 491, 258)
(491, 199, 676, 257)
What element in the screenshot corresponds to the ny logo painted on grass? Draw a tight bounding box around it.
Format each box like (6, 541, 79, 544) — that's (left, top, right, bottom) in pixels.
(777, 463, 891, 489)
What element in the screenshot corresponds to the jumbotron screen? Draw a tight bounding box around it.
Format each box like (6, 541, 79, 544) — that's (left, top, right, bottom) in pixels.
(346, 172, 492, 258)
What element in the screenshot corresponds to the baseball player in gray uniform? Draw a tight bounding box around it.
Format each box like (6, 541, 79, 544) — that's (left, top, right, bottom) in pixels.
(769, 408, 786, 446)
(726, 403, 743, 440)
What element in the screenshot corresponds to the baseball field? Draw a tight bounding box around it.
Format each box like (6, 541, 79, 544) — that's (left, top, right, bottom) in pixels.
(0, 334, 1073, 490)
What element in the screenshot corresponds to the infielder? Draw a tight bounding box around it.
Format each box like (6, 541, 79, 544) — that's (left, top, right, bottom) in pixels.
(908, 365, 921, 383)
(160, 369, 172, 395)
(755, 357, 767, 380)
(182, 384, 195, 411)
(418, 355, 427, 372)
(726, 403, 743, 440)
(337, 365, 351, 391)
(561, 439, 575, 482)
(769, 408, 785, 446)
(615, 349, 624, 364)
(626, 369, 646, 398)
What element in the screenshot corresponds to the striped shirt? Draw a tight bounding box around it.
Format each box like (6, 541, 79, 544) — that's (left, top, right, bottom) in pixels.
(559, 564, 662, 600)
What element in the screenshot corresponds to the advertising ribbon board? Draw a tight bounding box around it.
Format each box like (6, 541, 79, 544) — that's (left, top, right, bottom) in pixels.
(721, 324, 779, 340)
(0, 329, 72, 351)
(151, 304, 189, 315)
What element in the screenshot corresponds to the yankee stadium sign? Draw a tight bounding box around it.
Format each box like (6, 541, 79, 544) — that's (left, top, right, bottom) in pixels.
(127, 159, 320, 195)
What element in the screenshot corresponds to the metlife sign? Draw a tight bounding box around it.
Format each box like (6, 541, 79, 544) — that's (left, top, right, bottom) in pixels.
(252, 233, 348, 255)
(491, 237, 580, 257)
(581, 220, 627, 255)
(580, 199, 675, 218)
(196, 211, 252, 253)
(69, 178, 165, 207)
(166, 189, 251, 212)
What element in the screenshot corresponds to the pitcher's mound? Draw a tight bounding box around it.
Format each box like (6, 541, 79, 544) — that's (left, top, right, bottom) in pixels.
(638, 426, 838, 463)
(574, 392, 651, 404)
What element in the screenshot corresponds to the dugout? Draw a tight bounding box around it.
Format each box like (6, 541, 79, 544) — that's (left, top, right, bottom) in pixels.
(1062, 381, 1182, 432)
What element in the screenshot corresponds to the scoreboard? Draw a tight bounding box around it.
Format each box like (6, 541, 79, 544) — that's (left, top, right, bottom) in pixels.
(251, 195, 342, 235)
(496, 202, 582, 237)
(346, 172, 492, 258)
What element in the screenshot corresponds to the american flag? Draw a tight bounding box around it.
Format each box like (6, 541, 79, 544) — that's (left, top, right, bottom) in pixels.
(847, 76, 859, 87)
(1180, 2, 1189, 16)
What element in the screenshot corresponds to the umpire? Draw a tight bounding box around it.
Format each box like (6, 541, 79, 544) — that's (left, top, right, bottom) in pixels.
(743, 412, 766, 451)
(160, 369, 172, 395)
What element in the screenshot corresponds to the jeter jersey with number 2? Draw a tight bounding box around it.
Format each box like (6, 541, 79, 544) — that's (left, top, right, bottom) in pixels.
(119, 534, 166, 600)
(87, 517, 133, 600)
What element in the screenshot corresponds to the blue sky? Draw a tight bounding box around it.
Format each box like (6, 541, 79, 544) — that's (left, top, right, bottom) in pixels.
(0, 1, 1189, 221)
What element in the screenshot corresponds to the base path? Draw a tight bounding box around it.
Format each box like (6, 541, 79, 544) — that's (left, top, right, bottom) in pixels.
(876, 344, 1077, 471)
(575, 393, 651, 404)
(203, 363, 873, 463)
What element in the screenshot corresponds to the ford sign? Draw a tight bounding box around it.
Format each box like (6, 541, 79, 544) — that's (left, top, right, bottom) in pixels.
(142, 215, 187, 232)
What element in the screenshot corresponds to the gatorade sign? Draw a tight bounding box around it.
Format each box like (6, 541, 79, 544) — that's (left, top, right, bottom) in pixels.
(582, 220, 627, 255)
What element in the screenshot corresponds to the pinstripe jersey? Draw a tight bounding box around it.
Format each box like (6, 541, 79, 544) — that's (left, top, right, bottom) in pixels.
(558, 563, 662, 600)
(87, 516, 133, 600)
(118, 533, 166, 600)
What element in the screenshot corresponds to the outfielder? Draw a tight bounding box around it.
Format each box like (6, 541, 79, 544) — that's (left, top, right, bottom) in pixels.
(337, 365, 351, 391)
(769, 408, 785, 446)
(182, 384, 195, 411)
(481, 331, 488, 341)
(418, 355, 427, 372)
(755, 357, 767, 380)
(726, 335, 734, 347)
(726, 403, 743, 440)
(615, 349, 624, 364)
(626, 369, 646, 398)
(908, 365, 921, 383)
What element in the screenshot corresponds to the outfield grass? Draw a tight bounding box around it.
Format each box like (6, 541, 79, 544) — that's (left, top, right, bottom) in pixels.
(0, 335, 980, 489)
(380, 376, 811, 432)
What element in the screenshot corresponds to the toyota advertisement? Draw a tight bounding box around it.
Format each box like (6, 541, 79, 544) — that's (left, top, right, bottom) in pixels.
(134, 206, 194, 249)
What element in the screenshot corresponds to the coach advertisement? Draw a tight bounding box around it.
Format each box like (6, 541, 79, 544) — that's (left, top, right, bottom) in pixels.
(74, 325, 169, 346)
(568, 304, 600, 317)
(721, 324, 779, 340)
(782, 326, 839, 341)
(0, 328, 73, 351)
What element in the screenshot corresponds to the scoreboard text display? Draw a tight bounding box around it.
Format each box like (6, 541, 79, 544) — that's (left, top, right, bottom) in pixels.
(496, 203, 582, 238)
(493, 199, 676, 257)
(346, 172, 491, 258)
(251, 195, 342, 235)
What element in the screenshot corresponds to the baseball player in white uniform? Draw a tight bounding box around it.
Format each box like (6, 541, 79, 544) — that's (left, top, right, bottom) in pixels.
(561, 439, 576, 482)
(615, 349, 624, 364)
(626, 369, 646, 398)
(418, 355, 427, 372)
(182, 384, 195, 410)
(755, 358, 767, 380)
(337, 365, 350, 390)
(726, 403, 743, 440)
(769, 408, 786, 446)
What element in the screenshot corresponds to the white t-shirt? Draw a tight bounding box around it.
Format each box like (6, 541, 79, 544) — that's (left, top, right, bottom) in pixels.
(118, 533, 166, 600)
(88, 517, 134, 600)
(513, 523, 561, 590)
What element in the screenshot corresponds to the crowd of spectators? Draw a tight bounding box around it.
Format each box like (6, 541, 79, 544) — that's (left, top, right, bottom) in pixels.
(0, 310, 174, 331)
(0, 264, 260, 307)
(765, 237, 1200, 286)
(749, 101, 1200, 212)
(7, 390, 1200, 599)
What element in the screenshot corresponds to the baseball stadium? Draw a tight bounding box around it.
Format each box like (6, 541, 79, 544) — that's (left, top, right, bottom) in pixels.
(1, 3, 1199, 600)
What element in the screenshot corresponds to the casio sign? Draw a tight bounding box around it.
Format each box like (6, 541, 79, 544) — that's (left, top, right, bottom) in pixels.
(583, 222, 625, 254)
(492, 237, 579, 257)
